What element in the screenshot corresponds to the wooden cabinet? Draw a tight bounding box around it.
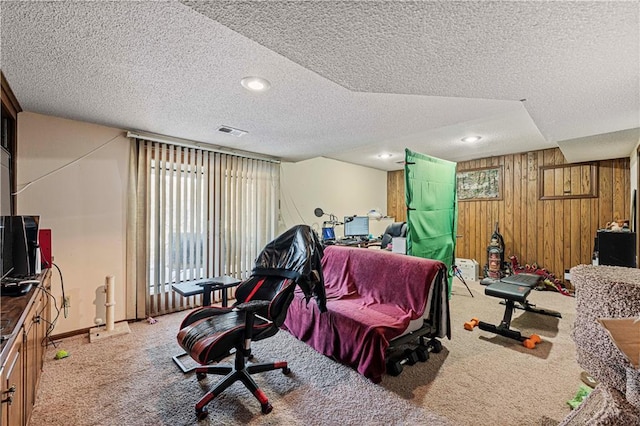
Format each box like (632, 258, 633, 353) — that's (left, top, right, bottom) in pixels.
(0, 271, 51, 426)
(23, 289, 45, 419)
(1, 339, 23, 426)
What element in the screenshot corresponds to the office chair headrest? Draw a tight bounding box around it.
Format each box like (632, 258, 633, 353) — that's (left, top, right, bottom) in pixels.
(252, 225, 327, 312)
(385, 222, 407, 237)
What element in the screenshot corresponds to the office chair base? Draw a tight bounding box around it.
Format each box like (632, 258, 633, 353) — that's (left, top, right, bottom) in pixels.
(193, 357, 290, 419)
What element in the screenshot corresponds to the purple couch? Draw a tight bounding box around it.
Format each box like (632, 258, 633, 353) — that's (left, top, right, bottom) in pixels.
(282, 245, 449, 383)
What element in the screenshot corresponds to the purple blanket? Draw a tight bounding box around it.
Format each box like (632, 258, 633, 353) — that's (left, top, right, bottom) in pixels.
(282, 245, 446, 383)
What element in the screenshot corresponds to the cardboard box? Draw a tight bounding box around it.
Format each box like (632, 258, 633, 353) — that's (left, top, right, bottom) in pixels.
(455, 258, 480, 282)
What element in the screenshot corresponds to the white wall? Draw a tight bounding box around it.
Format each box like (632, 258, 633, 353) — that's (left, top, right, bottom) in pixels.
(15, 115, 390, 334)
(17, 112, 130, 335)
(280, 157, 391, 238)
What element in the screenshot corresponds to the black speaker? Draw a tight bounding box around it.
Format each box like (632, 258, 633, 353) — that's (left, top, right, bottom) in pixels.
(597, 231, 636, 268)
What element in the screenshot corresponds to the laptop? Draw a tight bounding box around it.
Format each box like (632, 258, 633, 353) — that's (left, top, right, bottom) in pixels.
(322, 226, 336, 242)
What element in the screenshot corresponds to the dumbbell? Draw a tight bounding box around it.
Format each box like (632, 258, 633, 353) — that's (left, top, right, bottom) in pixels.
(428, 338, 443, 353)
(403, 348, 419, 365)
(523, 334, 541, 349)
(386, 349, 420, 376)
(464, 317, 480, 331)
(415, 345, 429, 362)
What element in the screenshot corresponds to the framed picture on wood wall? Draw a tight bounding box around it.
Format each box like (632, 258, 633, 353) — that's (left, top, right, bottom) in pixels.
(456, 166, 503, 201)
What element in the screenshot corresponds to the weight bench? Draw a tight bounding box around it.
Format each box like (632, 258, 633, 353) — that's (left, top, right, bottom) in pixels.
(464, 273, 561, 348)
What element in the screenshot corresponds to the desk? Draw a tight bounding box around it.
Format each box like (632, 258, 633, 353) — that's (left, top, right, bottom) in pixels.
(333, 238, 381, 248)
(171, 276, 241, 307)
(171, 276, 242, 373)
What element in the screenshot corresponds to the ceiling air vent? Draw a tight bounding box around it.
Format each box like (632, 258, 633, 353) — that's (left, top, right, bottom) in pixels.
(217, 125, 248, 137)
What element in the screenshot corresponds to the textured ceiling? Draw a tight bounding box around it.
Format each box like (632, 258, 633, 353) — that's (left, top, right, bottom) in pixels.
(1, 1, 638, 171)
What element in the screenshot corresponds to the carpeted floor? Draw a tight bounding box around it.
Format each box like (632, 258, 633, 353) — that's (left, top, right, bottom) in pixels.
(29, 279, 582, 425)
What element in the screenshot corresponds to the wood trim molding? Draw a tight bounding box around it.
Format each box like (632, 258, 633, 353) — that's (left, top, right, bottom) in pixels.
(1, 71, 22, 119)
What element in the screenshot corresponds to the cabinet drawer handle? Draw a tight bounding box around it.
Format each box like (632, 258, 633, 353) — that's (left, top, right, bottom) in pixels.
(1, 384, 16, 405)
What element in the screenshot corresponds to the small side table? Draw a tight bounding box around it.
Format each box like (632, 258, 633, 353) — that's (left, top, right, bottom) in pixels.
(171, 275, 242, 373)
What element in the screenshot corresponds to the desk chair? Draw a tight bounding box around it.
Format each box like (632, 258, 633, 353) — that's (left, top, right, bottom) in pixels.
(177, 225, 326, 420)
(380, 222, 407, 249)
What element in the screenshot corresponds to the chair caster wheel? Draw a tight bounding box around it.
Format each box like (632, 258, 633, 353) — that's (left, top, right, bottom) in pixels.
(196, 407, 208, 420)
(282, 366, 291, 375)
(196, 372, 207, 381)
(261, 402, 273, 414)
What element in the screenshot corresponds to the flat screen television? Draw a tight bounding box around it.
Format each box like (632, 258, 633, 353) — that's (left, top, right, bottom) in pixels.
(344, 216, 369, 238)
(24, 215, 40, 275)
(1, 215, 39, 279)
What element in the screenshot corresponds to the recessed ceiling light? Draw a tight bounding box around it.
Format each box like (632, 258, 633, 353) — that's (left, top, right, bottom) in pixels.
(461, 136, 482, 143)
(240, 76, 271, 92)
(377, 153, 393, 159)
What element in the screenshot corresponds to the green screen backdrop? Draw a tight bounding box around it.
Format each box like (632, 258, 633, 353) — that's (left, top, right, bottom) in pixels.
(405, 149, 458, 295)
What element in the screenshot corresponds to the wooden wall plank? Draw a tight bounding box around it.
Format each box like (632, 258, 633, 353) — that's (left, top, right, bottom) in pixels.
(599, 160, 613, 228)
(613, 158, 626, 221)
(526, 152, 537, 264)
(504, 155, 514, 258)
(536, 151, 545, 266)
(386, 170, 406, 222)
(512, 154, 522, 263)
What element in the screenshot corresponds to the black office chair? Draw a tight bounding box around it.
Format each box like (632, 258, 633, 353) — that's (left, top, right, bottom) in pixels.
(177, 225, 326, 420)
(380, 221, 407, 249)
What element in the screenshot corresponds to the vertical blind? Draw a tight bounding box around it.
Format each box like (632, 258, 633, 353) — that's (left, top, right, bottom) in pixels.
(140, 140, 279, 316)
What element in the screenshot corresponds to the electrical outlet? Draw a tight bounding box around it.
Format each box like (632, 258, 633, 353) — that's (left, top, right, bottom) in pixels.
(62, 295, 70, 319)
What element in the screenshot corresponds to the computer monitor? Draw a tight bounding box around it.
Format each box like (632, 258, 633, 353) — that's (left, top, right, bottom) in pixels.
(344, 216, 369, 238)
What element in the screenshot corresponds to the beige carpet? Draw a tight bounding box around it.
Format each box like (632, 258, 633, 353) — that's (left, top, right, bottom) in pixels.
(29, 279, 582, 425)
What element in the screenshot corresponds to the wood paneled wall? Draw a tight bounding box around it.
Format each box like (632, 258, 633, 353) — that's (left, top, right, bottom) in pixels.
(387, 148, 631, 282)
(387, 170, 406, 222)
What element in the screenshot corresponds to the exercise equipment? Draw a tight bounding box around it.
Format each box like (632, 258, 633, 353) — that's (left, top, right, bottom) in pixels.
(464, 273, 561, 348)
(385, 336, 443, 376)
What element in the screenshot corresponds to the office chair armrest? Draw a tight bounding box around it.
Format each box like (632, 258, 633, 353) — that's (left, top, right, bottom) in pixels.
(236, 300, 271, 312)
